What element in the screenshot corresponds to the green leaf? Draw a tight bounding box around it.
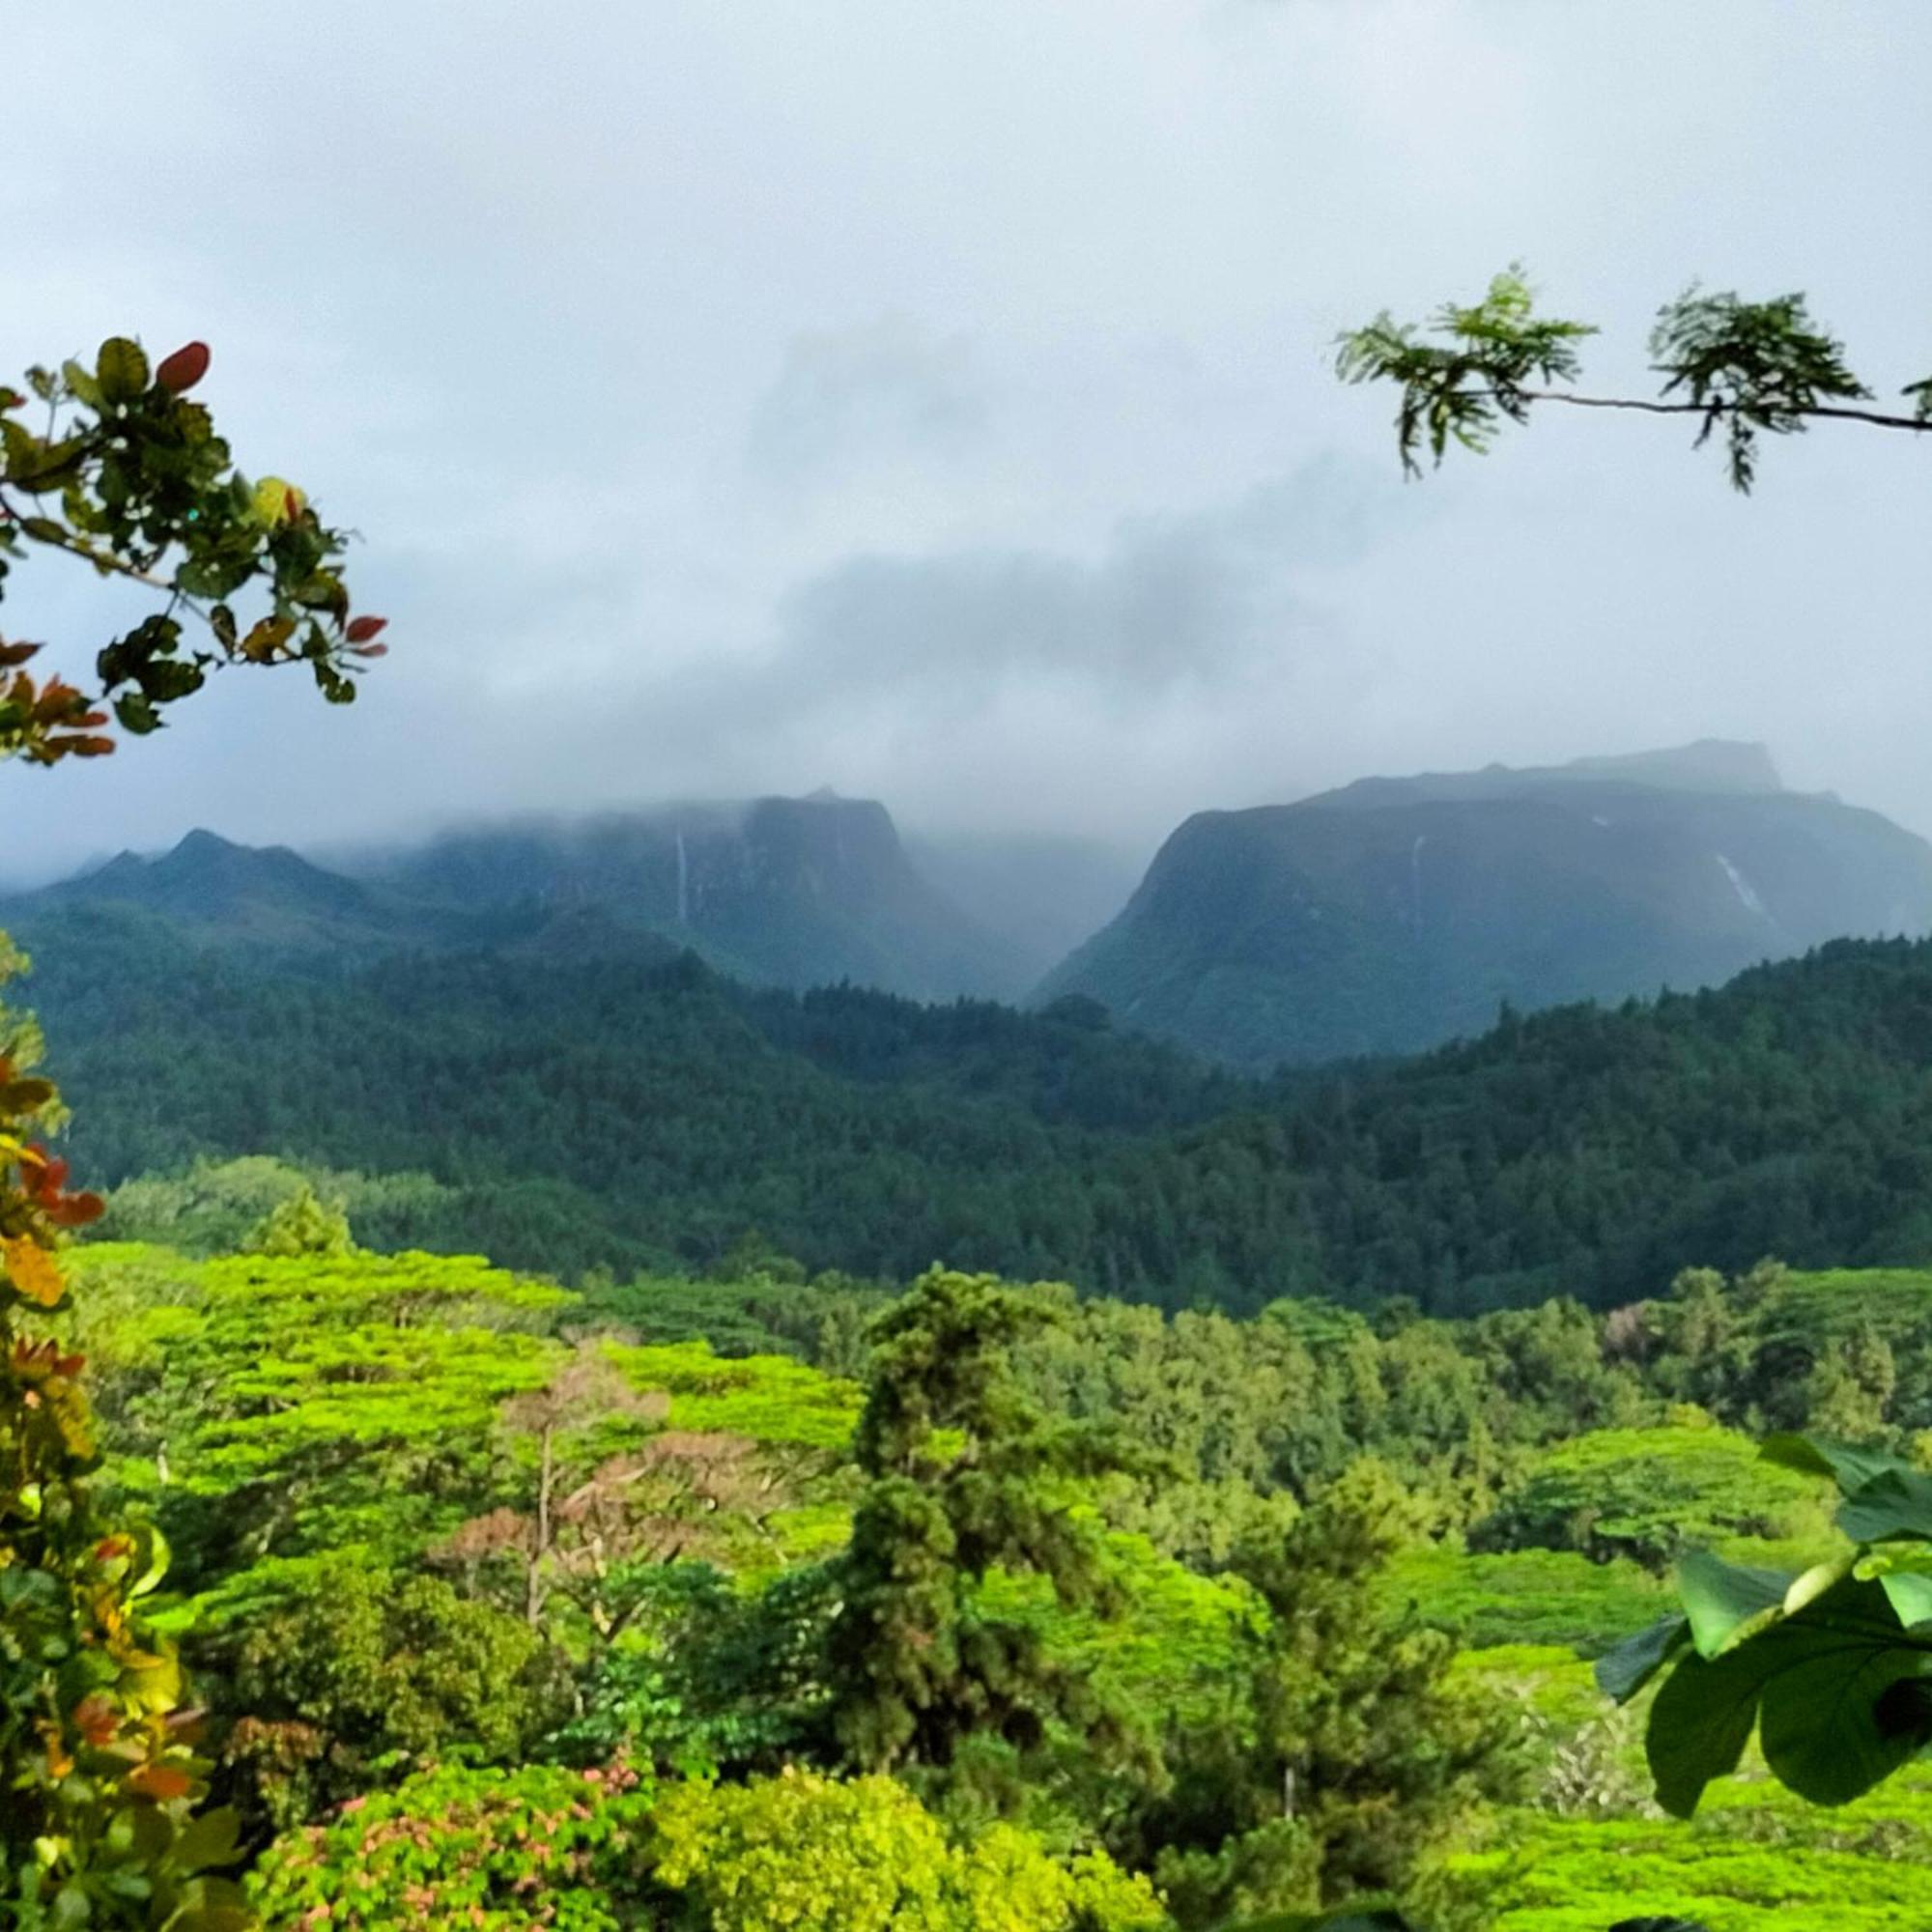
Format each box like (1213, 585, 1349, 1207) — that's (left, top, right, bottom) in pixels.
(96, 336, 151, 403)
(114, 693, 161, 736)
(1596, 1612, 1690, 1703)
(1881, 1569, 1932, 1629)
(60, 358, 103, 409)
(1217, 1915, 1415, 1932)
(1645, 1636, 1776, 1816)
(1755, 1576, 1932, 1804)
(1677, 1549, 1792, 1658)
(171, 1806, 242, 1874)
(1761, 1432, 1911, 1496)
(1836, 1466, 1932, 1544)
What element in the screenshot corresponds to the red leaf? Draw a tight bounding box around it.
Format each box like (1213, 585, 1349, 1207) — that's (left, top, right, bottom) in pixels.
(128, 1763, 193, 1803)
(155, 342, 211, 394)
(344, 615, 388, 643)
(46, 1190, 105, 1228)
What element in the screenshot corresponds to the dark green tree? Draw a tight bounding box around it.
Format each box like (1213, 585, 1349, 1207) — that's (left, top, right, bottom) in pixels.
(824, 1269, 1149, 1790)
(1137, 1462, 1520, 1927)
(224, 1568, 566, 1831)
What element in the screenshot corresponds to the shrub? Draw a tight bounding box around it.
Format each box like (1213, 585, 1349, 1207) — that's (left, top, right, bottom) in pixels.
(248, 1762, 654, 1929)
(650, 1771, 1168, 1930)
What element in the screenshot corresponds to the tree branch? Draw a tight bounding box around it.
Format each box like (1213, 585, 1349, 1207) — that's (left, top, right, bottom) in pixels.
(1518, 390, 1932, 433)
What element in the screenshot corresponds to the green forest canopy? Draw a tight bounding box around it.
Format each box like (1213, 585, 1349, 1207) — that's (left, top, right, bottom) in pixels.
(25, 905, 1932, 1316)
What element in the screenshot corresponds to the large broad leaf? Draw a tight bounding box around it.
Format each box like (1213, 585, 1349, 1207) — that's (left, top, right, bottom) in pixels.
(1648, 1571, 1932, 1814)
(1835, 1465, 1932, 1545)
(1760, 1432, 1910, 1496)
(1645, 1638, 1780, 1817)
(1596, 1612, 1690, 1704)
(1756, 1575, 1932, 1804)
(1677, 1549, 1792, 1658)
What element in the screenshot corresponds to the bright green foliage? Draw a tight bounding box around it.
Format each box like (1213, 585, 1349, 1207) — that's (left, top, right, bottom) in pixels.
(1339, 267, 1928, 492)
(607, 1339, 864, 1450)
(64, 1243, 568, 1601)
(101, 1158, 459, 1261)
(1334, 268, 1597, 477)
(1446, 1775, 1932, 1931)
(825, 1271, 1147, 1781)
(224, 1566, 566, 1828)
(979, 1529, 1267, 1735)
(1384, 1547, 1671, 1656)
(1476, 1423, 1832, 1570)
(650, 1771, 1169, 1931)
(242, 1185, 349, 1259)
(247, 1762, 656, 1930)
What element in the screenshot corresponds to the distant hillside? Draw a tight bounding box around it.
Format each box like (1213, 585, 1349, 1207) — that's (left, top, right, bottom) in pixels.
(22, 896, 1932, 1312)
(1037, 742, 1932, 1066)
(8, 793, 1034, 1003)
(9, 829, 517, 957)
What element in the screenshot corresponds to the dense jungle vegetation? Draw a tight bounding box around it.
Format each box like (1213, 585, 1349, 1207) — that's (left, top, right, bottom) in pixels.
(32, 1198, 1932, 1929)
(20, 902, 1932, 1314)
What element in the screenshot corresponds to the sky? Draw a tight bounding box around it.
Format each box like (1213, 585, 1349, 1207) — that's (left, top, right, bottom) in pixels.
(6, 0, 1929, 882)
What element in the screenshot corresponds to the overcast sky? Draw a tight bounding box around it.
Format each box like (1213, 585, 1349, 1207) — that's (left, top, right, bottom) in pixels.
(7, 0, 1929, 880)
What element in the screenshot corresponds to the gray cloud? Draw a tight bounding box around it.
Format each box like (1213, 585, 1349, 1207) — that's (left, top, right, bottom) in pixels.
(3, 0, 1928, 879)
(747, 316, 986, 484)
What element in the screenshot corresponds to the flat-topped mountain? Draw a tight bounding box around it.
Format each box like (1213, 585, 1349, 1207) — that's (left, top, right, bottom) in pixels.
(1035, 743, 1932, 1067)
(379, 792, 1029, 1000)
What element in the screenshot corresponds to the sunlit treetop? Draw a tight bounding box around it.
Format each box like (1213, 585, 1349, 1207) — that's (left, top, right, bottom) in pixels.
(0, 334, 386, 764)
(1337, 266, 1932, 492)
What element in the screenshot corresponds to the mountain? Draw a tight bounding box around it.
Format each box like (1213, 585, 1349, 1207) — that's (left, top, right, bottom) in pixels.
(5, 829, 512, 957)
(6, 794, 1032, 1002)
(1036, 742, 1932, 1067)
(376, 792, 1030, 1000)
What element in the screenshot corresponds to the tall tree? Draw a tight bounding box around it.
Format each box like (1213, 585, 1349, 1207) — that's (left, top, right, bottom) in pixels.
(824, 1269, 1149, 1790)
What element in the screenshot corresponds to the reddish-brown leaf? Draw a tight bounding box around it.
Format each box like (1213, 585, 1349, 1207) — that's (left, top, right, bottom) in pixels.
(155, 342, 212, 394)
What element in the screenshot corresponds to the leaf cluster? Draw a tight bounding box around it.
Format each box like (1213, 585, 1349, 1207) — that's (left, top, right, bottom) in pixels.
(1334, 268, 1596, 477)
(0, 336, 384, 760)
(1649, 288, 1870, 490)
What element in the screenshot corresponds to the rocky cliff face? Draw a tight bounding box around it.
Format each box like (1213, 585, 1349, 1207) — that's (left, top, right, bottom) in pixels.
(1036, 745, 1932, 1067)
(384, 792, 1030, 999)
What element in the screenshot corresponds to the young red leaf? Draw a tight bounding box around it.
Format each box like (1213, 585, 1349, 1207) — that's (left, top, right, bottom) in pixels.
(344, 615, 388, 643)
(155, 341, 211, 394)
